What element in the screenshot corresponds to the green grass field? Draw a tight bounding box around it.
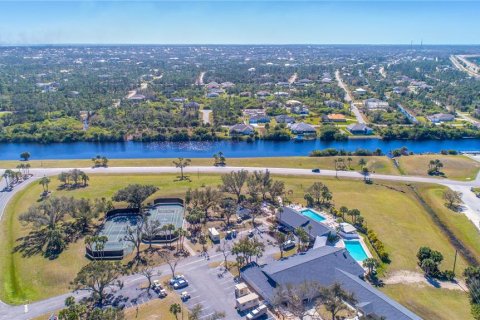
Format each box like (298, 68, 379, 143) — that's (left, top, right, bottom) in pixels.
(0, 156, 398, 175)
(381, 284, 472, 320)
(0, 173, 477, 317)
(397, 155, 480, 181)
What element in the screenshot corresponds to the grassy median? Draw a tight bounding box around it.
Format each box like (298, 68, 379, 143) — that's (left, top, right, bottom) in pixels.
(397, 155, 480, 181)
(0, 156, 398, 175)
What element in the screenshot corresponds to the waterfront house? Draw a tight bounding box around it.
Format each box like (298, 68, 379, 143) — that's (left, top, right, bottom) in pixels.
(347, 123, 373, 135)
(289, 122, 316, 135)
(230, 124, 255, 136)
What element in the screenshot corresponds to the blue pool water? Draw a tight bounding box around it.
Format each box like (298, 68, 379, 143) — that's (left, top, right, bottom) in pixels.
(344, 240, 368, 261)
(301, 209, 326, 222)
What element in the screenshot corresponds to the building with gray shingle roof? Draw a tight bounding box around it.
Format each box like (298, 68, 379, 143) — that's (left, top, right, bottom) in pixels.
(241, 246, 421, 320)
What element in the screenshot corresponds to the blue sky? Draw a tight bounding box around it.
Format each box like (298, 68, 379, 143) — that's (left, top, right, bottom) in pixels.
(0, 1, 479, 45)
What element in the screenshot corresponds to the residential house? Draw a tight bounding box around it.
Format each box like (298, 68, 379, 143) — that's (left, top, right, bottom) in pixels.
(291, 105, 309, 115)
(241, 246, 421, 320)
(354, 88, 367, 96)
(347, 123, 373, 135)
(249, 115, 271, 124)
(230, 124, 255, 136)
(325, 100, 344, 109)
(274, 115, 295, 124)
(364, 98, 389, 111)
(289, 122, 316, 135)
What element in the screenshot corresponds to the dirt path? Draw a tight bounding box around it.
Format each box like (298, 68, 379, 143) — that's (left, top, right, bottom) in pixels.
(383, 270, 467, 291)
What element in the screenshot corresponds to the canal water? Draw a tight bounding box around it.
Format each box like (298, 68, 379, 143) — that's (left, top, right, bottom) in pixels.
(1, 139, 479, 160)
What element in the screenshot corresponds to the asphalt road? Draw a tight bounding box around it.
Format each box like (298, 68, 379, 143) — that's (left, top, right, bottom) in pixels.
(335, 70, 366, 124)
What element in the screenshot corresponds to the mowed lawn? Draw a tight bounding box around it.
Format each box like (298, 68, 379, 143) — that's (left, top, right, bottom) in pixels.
(416, 184, 480, 262)
(381, 284, 471, 320)
(0, 173, 222, 304)
(397, 155, 480, 180)
(0, 173, 476, 317)
(0, 156, 399, 175)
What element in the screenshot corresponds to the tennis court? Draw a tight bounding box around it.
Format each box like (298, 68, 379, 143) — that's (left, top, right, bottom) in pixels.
(87, 199, 185, 259)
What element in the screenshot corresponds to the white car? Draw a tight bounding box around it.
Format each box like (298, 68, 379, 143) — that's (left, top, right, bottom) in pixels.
(169, 275, 185, 285)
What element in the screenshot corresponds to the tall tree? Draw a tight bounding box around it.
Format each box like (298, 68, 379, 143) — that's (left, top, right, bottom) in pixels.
(318, 283, 357, 320)
(220, 170, 248, 203)
(20, 151, 31, 161)
(112, 184, 159, 212)
(71, 261, 125, 307)
(173, 157, 191, 180)
(124, 224, 144, 261)
(39, 176, 51, 193)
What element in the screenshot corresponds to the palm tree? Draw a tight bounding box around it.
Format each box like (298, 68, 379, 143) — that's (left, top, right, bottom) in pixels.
(3, 169, 14, 188)
(339, 206, 349, 220)
(173, 157, 191, 180)
(169, 303, 182, 320)
(363, 258, 379, 276)
(39, 176, 51, 193)
(347, 157, 352, 169)
(80, 172, 89, 187)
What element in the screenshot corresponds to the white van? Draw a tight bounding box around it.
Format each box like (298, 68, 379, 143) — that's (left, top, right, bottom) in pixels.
(208, 227, 220, 242)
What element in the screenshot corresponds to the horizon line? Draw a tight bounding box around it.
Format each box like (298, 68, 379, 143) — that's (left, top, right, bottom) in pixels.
(1, 43, 480, 47)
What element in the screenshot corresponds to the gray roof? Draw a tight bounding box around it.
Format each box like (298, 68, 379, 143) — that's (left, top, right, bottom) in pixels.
(230, 123, 254, 134)
(335, 269, 422, 320)
(347, 123, 372, 132)
(278, 207, 332, 238)
(275, 115, 295, 124)
(289, 122, 316, 133)
(262, 246, 364, 287)
(241, 247, 421, 320)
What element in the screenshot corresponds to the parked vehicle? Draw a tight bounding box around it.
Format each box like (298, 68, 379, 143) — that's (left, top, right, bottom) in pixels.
(152, 279, 163, 292)
(169, 275, 185, 285)
(209, 227, 220, 243)
(158, 288, 168, 298)
(173, 279, 189, 289)
(246, 304, 268, 320)
(282, 239, 296, 251)
(180, 291, 190, 301)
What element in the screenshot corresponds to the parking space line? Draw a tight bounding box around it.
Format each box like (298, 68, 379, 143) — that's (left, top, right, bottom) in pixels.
(199, 312, 215, 319)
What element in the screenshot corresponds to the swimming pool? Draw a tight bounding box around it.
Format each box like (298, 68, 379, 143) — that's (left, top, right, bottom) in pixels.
(344, 240, 369, 261)
(301, 209, 326, 222)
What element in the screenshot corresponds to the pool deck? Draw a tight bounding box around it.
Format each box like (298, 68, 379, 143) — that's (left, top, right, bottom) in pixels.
(287, 203, 373, 265)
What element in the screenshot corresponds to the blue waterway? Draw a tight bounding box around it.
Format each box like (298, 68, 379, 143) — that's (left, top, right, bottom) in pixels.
(0, 139, 479, 160)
